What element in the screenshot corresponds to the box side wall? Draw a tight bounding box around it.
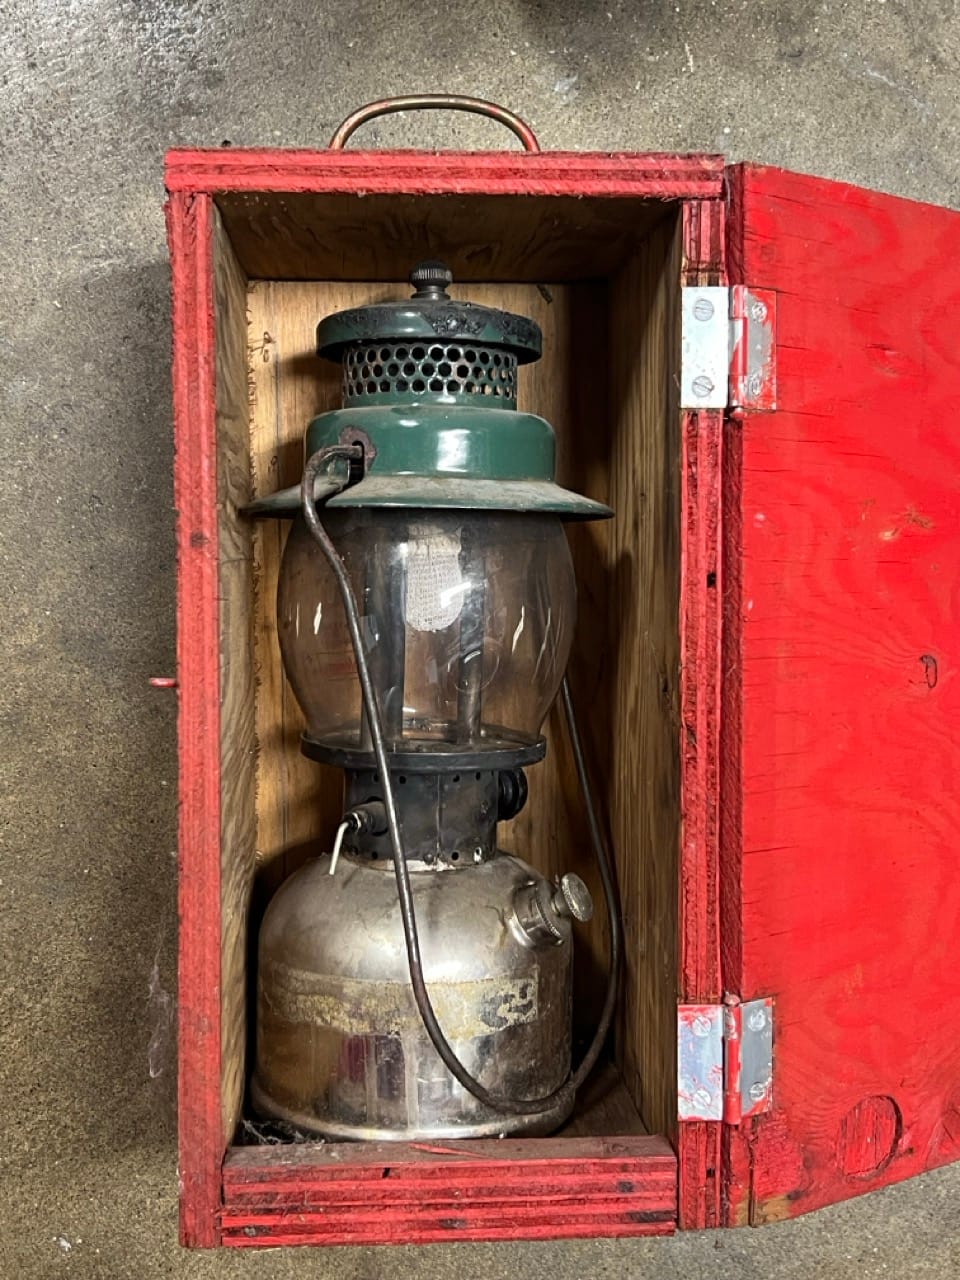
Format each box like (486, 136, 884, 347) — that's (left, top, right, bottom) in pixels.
(608, 217, 683, 1137)
(215, 191, 669, 281)
(220, 1135, 677, 1246)
(671, 197, 729, 1231)
(213, 213, 258, 1144)
(167, 190, 225, 1248)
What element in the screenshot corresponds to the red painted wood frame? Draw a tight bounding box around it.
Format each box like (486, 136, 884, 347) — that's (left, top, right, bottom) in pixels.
(166, 147, 727, 1248)
(168, 144, 960, 1248)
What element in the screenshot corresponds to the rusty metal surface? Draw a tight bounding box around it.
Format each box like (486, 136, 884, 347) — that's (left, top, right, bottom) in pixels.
(730, 286, 777, 411)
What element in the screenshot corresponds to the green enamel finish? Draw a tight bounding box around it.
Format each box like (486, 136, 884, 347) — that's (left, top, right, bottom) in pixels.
(316, 302, 542, 364)
(239, 273, 612, 523)
(322, 475, 611, 519)
(245, 474, 611, 520)
(306, 405, 555, 483)
(241, 401, 612, 520)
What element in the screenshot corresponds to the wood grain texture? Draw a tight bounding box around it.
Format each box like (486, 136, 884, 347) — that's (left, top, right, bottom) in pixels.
(166, 190, 224, 1248)
(165, 148, 724, 199)
(724, 163, 960, 1223)
(247, 282, 344, 891)
(220, 1136, 676, 1246)
(559, 1061, 648, 1139)
(214, 191, 670, 281)
(606, 215, 682, 1144)
(212, 213, 257, 1145)
(674, 199, 727, 1231)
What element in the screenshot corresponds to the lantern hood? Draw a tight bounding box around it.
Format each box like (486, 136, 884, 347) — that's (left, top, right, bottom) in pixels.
(245, 263, 612, 522)
(316, 260, 543, 365)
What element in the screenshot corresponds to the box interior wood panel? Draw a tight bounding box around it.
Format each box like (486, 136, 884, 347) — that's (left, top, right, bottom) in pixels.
(212, 214, 257, 1143)
(215, 190, 672, 281)
(212, 191, 683, 1148)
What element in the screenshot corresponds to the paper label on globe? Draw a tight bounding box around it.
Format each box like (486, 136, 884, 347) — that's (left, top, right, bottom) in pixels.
(404, 531, 465, 632)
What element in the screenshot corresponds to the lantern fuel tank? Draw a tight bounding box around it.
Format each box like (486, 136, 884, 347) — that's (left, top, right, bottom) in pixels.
(255, 853, 592, 1139)
(249, 263, 615, 1140)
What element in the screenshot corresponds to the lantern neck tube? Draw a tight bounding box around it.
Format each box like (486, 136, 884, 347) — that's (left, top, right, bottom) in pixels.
(362, 544, 407, 748)
(455, 536, 485, 743)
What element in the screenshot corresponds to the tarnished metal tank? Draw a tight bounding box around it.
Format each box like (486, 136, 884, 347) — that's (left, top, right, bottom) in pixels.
(253, 851, 584, 1139)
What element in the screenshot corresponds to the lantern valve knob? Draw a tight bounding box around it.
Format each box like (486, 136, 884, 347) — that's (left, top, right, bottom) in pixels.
(410, 260, 453, 299)
(553, 873, 594, 923)
(511, 872, 593, 948)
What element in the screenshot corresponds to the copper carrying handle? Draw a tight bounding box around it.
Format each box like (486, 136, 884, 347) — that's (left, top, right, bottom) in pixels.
(329, 95, 540, 152)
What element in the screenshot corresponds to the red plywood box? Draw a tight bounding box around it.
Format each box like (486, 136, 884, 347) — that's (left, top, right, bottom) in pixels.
(164, 119, 960, 1248)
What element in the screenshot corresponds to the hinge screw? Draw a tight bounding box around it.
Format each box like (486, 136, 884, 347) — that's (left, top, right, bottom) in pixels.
(691, 375, 715, 398)
(691, 1015, 713, 1038)
(749, 1080, 771, 1102)
(692, 296, 715, 321)
(746, 1008, 767, 1032)
(693, 1088, 713, 1109)
(749, 299, 768, 322)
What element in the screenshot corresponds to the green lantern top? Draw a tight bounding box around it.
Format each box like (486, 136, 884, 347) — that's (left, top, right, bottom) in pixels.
(317, 261, 542, 377)
(316, 262, 541, 415)
(245, 263, 611, 522)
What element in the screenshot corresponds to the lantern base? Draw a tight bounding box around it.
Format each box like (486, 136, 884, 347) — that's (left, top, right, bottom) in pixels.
(254, 853, 575, 1143)
(249, 1074, 574, 1142)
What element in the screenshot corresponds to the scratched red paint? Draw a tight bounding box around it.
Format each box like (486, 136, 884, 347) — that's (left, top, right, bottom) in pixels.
(166, 190, 223, 1248)
(723, 163, 960, 1225)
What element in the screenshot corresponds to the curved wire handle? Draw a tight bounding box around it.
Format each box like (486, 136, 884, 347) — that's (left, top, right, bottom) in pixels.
(329, 95, 540, 152)
(300, 445, 622, 1117)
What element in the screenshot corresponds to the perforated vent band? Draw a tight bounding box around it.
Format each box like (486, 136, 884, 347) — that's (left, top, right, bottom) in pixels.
(343, 341, 518, 406)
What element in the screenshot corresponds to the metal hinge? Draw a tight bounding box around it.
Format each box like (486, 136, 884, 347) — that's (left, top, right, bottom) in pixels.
(677, 996, 774, 1124)
(680, 286, 777, 412)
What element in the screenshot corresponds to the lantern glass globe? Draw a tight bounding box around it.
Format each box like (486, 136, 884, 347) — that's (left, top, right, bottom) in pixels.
(277, 508, 576, 754)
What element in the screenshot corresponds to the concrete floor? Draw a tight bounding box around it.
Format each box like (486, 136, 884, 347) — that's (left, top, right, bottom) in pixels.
(2, 0, 960, 1275)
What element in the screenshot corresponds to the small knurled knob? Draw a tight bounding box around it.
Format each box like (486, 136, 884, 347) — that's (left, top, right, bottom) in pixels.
(552, 873, 594, 923)
(410, 260, 453, 299)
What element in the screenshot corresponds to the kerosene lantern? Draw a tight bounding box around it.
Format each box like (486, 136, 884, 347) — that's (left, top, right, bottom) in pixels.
(249, 262, 619, 1140)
